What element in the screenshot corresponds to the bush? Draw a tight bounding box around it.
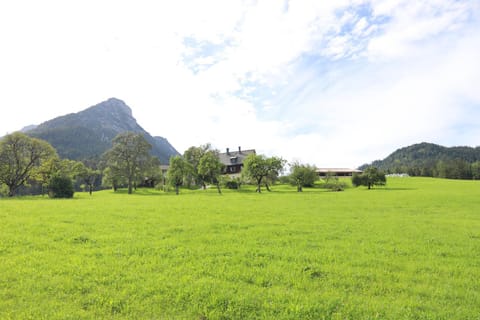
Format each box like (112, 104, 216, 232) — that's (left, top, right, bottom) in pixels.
(219, 176, 243, 189)
(49, 175, 74, 198)
(289, 163, 318, 192)
(225, 180, 239, 189)
(323, 181, 346, 191)
(320, 173, 346, 191)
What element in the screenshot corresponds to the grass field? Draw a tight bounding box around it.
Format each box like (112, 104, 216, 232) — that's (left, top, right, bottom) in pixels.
(1, 177, 479, 319)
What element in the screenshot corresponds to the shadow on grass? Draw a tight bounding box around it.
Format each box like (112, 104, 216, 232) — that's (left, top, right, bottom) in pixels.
(112, 188, 169, 196)
(107, 184, 358, 196)
(110, 187, 299, 196)
(369, 187, 417, 191)
(108, 185, 419, 196)
(1, 195, 82, 201)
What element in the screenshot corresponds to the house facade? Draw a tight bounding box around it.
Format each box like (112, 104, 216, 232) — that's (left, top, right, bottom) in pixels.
(218, 147, 256, 178)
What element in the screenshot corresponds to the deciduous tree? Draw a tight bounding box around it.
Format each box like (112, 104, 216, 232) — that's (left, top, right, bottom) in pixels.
(33, 157, 60, 196)
(141, 157, 162, 187)
(103, 132, 153, 194)
(243, 154, 285, 193)
(102, 167, 124, 191)
(33, 158, 85, 195)
(471, 161, 480, 180)
(0, 132, 57, 196)
(289, 162, 317, 192)
(77, 163, 101, 195)
(167, 156, 189, 195)
(183, 144, 212, 188)
(352, 167, 386, 189)
(198, 150, 224, 194)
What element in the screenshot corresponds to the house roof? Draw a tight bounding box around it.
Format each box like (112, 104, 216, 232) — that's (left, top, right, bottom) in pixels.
(218, 148, 256, 166)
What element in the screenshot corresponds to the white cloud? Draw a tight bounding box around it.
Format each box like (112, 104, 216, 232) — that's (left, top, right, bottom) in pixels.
(367, 0, 476, 59)
(0, 0, 479, 167)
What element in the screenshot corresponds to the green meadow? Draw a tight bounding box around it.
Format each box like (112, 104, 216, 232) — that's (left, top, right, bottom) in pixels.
(1, 178, 479, 319)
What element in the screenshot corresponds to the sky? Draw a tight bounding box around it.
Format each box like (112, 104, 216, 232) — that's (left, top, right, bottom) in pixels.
(1, 0, 479, 168)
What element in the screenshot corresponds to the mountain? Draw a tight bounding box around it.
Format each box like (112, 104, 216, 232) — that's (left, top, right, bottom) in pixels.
(360, 142, 480, 176)
(24, 98, 179, 163)
(20, 124, 38, 132)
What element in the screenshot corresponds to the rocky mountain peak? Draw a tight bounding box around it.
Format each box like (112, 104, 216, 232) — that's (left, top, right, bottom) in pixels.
(95, 98, 133, 118)
(81, 98, 139, 133)
(24, 98, 179, 163)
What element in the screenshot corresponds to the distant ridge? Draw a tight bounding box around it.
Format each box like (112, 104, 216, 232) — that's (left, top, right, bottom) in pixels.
(24, 98, 179, 163)
(360, 142, 480, 174)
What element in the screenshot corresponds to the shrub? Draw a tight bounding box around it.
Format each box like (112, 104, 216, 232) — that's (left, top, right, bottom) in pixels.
(219, 176, 243, 189)
(49, 175, 74, 198)
(323, 181, 346, 191)
(225, 180, 239, 189)
(289, 162, 318, 192)
(320, 173, 346, 191)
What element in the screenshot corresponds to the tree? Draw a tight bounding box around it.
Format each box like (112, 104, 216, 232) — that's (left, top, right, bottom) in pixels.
(183, 144, 212, 188)
(242, 154, 285, 193)
(167, 156, 189, 195)
(435, 159, 472, 179)
(289, 162, 317, 192)
(0, 132, 57, 197)
(141, 157, 162, 187)
(103, 132, 153, 194)
(32, 158, 85, 196)
(77, 163, 101, 195)
(48, 175, 74, 198)
(352, 167, 386, 189)
(198, 150, 224, 194)
(471, 161, 480, 180)
(264, 157, 286, 191)
(57, 159, 85, 180)
(33, 157, 60, 196)
(102, 167, 125, 191)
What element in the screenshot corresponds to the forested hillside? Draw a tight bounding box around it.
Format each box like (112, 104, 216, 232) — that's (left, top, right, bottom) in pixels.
(360, 142, 480, 179)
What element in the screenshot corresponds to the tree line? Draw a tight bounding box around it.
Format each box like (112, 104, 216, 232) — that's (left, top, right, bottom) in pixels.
(369, 159, 480, 180)
(0, 132, 157, 197)
(0, 131, 389, 198)
(0, 132, 286, 197)
(362, 142, 480, 180)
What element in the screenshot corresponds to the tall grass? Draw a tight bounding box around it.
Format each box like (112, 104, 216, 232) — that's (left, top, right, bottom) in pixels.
(0, 177, 479, 319)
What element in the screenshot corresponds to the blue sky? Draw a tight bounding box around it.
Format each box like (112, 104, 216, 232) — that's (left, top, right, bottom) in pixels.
(1, 0, 479, 167)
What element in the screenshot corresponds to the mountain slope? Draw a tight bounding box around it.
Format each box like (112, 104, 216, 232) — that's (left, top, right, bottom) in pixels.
(361, 142, 480, 173)
(25, 98, 179, 163)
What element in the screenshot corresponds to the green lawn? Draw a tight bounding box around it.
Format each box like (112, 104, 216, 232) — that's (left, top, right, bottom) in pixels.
(1, 178, 479, 319)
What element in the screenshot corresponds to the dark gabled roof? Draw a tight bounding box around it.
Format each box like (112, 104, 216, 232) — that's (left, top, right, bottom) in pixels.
(218, 148, 256, 166)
